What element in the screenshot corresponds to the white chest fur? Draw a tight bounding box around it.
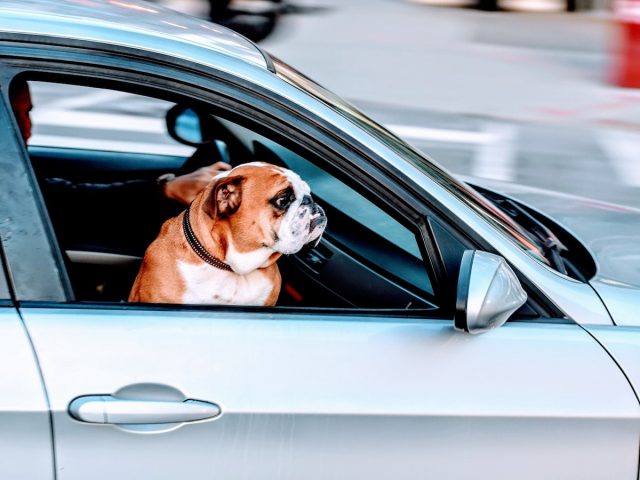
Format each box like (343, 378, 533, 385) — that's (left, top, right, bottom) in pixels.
(177, 260, 274, 306)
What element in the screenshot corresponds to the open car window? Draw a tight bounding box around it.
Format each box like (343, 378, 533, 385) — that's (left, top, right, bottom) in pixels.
(15, 79, 442, 311)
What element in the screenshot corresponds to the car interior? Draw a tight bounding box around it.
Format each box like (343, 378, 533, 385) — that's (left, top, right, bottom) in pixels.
(22, 80, 447, 311)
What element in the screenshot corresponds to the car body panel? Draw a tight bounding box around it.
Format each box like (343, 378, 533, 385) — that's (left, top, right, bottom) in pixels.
(469, 179, 640, 326)
(21, 307, 640, 480)
(0, 308, 54, 480)
(0, 0, 267, 71)
(588, 281, 640, 327)
(583, 325, 640, 401)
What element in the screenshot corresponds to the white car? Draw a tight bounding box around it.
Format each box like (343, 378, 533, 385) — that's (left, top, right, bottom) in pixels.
(0, 1, 638, 479)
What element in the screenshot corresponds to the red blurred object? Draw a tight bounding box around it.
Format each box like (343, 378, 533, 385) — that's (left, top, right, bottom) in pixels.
(284, 283, 304, 303)
(613, 0, 640, 88)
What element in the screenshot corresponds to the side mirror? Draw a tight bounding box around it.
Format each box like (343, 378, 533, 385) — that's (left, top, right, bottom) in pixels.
(454, 250, 527, 334)
(166, 105, 215, 146)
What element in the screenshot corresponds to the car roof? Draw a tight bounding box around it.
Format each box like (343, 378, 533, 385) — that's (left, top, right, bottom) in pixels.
(0, 0, 268, 71)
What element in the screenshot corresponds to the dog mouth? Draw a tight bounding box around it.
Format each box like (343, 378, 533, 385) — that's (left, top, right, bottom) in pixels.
(310, 213, 326, 232)
(270, 202, 327, 255)
(308, 214, 326, 241)
(304, 206, 327, 248)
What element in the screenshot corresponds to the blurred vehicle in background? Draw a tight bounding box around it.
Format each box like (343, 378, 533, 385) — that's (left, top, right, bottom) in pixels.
(208, 0, 283, 41)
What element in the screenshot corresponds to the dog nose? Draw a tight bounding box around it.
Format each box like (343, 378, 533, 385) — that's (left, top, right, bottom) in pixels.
(301, 195, 312, 206)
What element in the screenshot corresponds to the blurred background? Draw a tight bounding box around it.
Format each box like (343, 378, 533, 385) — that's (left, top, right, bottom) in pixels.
(173, 0, 640, 206)
(37, 0, 640, 207)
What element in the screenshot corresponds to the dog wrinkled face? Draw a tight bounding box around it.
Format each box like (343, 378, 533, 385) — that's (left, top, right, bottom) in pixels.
(270, 168, 327, 254)
(207, 162, 327, 256)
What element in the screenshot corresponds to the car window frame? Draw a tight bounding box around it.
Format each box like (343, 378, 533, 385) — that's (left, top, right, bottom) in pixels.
(0, 52, 456, 316)
(0, 241, 12, 304)
(0, 72, 73, 302)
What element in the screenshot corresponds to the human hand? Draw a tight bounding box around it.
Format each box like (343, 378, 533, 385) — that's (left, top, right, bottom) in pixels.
(161, 162, 232, 205)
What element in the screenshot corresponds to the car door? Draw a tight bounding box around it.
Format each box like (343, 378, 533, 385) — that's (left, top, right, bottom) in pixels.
(0, 263, 54, 480)
(0, 100, 54, 479)
(16, 307, 640, 480)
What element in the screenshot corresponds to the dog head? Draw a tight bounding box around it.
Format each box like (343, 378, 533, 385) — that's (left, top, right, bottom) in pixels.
(201, 162, 326, 270)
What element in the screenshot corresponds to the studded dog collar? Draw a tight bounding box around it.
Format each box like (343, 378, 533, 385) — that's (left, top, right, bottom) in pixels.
(182, 207, 234, 272)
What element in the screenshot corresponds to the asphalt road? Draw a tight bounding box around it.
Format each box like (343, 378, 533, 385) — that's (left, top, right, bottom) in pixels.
(25, 0, 640, 209)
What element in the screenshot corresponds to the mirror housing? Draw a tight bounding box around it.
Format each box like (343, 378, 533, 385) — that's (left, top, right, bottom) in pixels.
(454, 250, 527, 334)
(166, 105, 215, 146)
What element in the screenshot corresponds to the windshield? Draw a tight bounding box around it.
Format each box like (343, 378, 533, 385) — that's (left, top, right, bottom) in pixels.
(272, 57, 548, 265)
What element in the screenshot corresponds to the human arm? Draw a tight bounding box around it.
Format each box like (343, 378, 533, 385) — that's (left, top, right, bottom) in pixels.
(45, 162, 232, 206)
(161, 162, 231, 205)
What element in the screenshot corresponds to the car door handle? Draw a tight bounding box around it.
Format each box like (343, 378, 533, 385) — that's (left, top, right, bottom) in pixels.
(69, 395, 221, 424)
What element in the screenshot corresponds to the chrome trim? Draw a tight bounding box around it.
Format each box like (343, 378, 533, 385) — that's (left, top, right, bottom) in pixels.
(66, 251, 141, 266)
(69, 396, 221, 424)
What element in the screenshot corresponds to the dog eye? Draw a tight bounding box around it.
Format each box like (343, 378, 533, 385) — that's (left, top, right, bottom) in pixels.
(273, 193, 294, 210)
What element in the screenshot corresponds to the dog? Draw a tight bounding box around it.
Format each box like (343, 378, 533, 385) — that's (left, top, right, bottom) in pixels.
(129, 162, 327, 306)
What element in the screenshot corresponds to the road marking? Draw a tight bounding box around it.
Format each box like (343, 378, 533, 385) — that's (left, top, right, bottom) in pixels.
(40, 112, 492, 142)
(30, 134, 194, 156)
(31, 108, 520, 183)
(33, 111, 501, 151)
(386, 124, 497, 144)
(41, 89, 132, 110)
(598, 130, 640, 187)
(389, 122, 518, 182)
(471, 123, 518, 182)
(32, 109, 165, 134)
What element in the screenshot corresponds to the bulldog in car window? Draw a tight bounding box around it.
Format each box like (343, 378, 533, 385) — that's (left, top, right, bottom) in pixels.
(129, 162, 327, 306)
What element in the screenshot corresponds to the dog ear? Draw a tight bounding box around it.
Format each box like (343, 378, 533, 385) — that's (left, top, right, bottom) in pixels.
(206, 175, 244, 219)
